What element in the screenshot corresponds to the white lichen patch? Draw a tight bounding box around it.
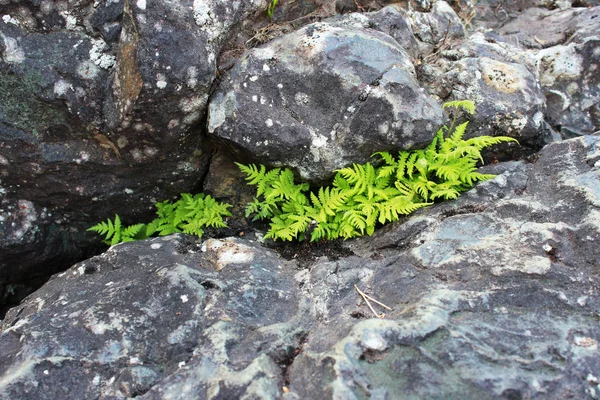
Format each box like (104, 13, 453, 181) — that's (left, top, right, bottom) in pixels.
(156, 73, 168, 89)
(59, 11, 77, 30)
(537, 43, 583, 87)
(208, 91, 236, 133)
(53, 79, 73, 96)
(0, 33, 25, 64)
(150, 243, 162, 250)
(77, 59, 101, 80)
(308, 129, 329, 163)
(265, 118, 273, 127)
(0, 154, 9, 165)
(2, 15, 20, 25)
(136, 0, 146, 10)
(294, 92, 310, 106)
(186, 66, 198, 88)
(89, 39, 116, 69)
(12, 200, 37, 240)
(180, 95, 207, 113)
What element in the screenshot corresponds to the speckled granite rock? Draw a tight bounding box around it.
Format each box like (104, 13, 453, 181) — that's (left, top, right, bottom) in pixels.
(1, 136, 599, 399)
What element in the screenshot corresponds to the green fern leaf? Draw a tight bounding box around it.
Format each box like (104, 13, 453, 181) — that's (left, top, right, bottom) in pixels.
(449, 121, 470, 144)
(442, 99, 476, 114)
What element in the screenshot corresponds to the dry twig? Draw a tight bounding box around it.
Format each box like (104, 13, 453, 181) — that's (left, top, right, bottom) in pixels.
(354, 285, 393, 319)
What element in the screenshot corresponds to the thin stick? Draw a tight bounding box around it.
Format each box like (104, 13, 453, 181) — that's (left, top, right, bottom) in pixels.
(354, 285, 392, 318)
(361, 292, 393, 311)
(355, 285, 381, 318)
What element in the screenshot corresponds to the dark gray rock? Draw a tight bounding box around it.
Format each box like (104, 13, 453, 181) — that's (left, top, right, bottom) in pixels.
(2, 136, 600, 399)
(209, 20, 443, 182)
(290, 135, 600, 399)
(0, 0, 265, 305)
(0, 235, 308, 399)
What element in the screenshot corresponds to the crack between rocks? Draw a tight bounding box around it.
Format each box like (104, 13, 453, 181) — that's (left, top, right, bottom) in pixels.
(278, 331, 309, 391)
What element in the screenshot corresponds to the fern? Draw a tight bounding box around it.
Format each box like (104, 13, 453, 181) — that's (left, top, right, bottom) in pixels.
(239, 100, 518, 242)
(87, 215, 147, 246)
(267, 0, 279, 18)
(89, 193, 232, 245)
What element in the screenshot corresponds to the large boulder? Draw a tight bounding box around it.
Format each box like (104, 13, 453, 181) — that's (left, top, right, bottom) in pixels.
(0, 1, 266, 307)
(1, 136, 599, 398)
(208, 19, 443, 182)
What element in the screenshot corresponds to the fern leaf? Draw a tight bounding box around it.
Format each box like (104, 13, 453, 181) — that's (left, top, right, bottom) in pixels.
(442, 99, 475, 114)
(373, 151, 396, 166)
(396, 152, 410, 180)
(122, 223, 146, 242)
(463, 135, 518, 150)
(449, 121, 470, 144)
(406, 152, 419, 179)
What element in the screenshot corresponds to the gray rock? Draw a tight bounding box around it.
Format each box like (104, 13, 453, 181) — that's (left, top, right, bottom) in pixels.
(0, 235, 308, 399)
(531, 7, 600, 137)
(419, 30, 548, 148)
(0, 0, 265, 304)
(2, 137, 600, 399)
(209, 20, 443, 182)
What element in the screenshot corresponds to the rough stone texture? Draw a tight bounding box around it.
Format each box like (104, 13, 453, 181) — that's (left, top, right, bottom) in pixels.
(446, 3, 600, 141)
(0, 235, 307, 399)
(2, 136, 600, 399)
(209, 20, 443, 181)
(0, 0, 266, 306)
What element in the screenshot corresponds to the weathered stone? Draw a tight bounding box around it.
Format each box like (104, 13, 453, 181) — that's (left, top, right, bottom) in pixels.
(407, 0, 466, 52)
(0, 235, 308, 399)
(209, 21, 443, 182)
(0, 0, 266, 307)
(2, 137, 600, 399)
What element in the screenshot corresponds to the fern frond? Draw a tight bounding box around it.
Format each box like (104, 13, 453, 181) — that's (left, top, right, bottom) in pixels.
(442, 99, 476, 114)
(449, 121, 470, 144)
(463, 135, 518, 150)
(396, 151, 410, 180)
(235, 100, 517, 243)
(372, 151, 396, 166)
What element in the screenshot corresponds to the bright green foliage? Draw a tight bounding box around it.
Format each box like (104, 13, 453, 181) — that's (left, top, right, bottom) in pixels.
(267, 0, 279, 18)
(238, 100, 518, 242)
(88, 193, 231, 245)
(87, 214, 147, 246)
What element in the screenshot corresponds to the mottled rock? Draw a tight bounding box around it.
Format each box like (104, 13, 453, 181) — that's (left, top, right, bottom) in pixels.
(0, 235, 308, 399)
(209, 21, 443, 181)
(291, 136, 600, 399)
(2, 137, 600, 399)
(0, 0, 266, 306)
(419, 30, 548, 148)
(531, 7, 600, 137)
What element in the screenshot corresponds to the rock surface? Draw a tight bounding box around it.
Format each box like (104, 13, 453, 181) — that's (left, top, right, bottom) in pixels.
(0, 0, 265, 305)
(209, 18, 443, 181)
(2, 136, 599, 399)
(2, 1, 600, 397)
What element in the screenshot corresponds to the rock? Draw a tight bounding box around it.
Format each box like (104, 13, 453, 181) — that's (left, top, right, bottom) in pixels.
(0, 235, 308, 399)
(407, 0, 466, 52)
(209, 20, 443, 182)
(531, 7, 600, 137)
(2, 137, 600, 398)
(0, 0, 266, 307)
